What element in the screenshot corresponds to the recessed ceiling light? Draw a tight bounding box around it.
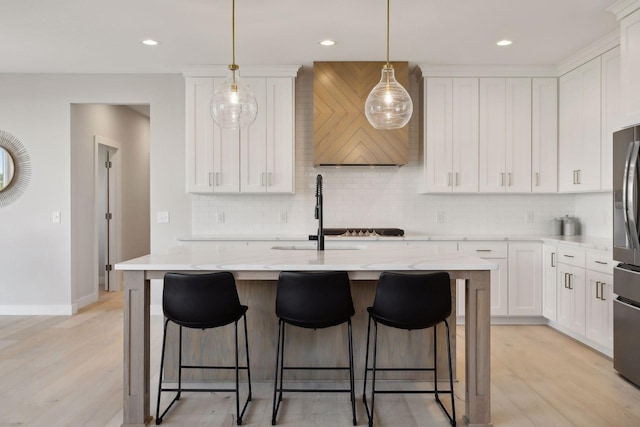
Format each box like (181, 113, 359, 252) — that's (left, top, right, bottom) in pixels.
(319, 40, 336, 46)
(142, 39, 159, 46)
(497, 40, 512, 46)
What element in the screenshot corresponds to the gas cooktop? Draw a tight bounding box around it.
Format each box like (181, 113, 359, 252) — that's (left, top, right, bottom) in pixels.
(323, 228, 404, 237)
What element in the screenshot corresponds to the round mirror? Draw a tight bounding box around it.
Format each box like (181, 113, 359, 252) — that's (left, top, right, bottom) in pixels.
(0, 130, 31, 207)
(0, 147, 15, 191)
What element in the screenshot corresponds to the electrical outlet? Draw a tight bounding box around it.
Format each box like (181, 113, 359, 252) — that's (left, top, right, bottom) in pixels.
(52, 211, 61, 223)
(526, 211, 534, 223)
(436, 211, 445, 223)
(157, 211, 170, 223)
(279, 211, 288, 224)
(216, 211, 225, 224)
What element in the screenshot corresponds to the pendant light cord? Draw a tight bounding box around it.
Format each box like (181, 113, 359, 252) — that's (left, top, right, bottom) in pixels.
(386, 0, 390, 68)
(231, 0, 236, 68)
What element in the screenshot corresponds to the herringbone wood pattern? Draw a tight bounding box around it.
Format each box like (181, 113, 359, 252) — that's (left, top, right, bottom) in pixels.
(313, 61, 409, 165)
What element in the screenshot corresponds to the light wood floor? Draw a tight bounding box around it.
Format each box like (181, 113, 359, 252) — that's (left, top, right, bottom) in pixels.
(0, 291, 639, 427)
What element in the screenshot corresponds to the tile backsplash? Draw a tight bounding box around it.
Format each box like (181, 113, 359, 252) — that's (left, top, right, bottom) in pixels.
(192, 67, 598, 238)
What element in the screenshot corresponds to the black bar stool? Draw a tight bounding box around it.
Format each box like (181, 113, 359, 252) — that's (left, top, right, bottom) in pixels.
(155, 272, 252, 425)
(271, 271, 357, 425)
(363, 271, 456, 427)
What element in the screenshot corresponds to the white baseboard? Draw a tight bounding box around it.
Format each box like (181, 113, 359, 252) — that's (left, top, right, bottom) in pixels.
(0, 304, 75, 315)
(457, 316, 547, 325)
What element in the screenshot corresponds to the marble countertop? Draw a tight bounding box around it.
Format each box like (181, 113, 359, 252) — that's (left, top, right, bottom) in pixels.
(115, 244, 498, 272)
(177, 234, 613, 251)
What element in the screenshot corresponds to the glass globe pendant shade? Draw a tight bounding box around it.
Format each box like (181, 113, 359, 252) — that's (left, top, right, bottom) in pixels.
(364, 66, 413, 130)
(210, 68, 258, 130)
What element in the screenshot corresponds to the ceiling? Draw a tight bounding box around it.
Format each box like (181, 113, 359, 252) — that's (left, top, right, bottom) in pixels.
(0, 0, 619, 74)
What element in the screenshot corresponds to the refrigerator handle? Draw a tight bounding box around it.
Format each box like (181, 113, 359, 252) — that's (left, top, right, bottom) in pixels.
(623, 141, 634, 247)
(626, 140, 640, 251)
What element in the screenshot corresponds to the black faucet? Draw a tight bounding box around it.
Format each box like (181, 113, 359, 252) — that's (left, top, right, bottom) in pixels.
(308, 174, 325, 251)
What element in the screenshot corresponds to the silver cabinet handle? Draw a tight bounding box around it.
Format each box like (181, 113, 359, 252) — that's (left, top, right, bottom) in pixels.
(564, 273, 569, 289)
(261, 172, 266, 187)
(577, 170, 581, 184)
(569, 274, 573, 290)
(573, 170, 578, 185)
(215, 172, 220, 186)
(455, 172, 460, 186)
(268, 172, 273, 187)
(208, 172, 213, 186)
(500, 172, 505, 186)
(448, 172, 452, 186)
(476, 249, 492, 252)
(551, 252, 556, 268)
(535, 172, 540, 187)
(601, 282, 606, 301)
(595, 281, 601, 299)
(508, 172, 512, 186)
(594, 260, 607, 265)
(563, 254, 574, 258)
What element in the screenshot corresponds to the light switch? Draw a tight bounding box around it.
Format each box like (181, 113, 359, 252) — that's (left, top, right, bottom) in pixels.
(52, 211, 61, 223)
(157, 211, 170, 223)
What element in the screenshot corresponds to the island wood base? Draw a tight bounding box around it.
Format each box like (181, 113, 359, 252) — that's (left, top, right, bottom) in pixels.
(121, 269, 492, 427)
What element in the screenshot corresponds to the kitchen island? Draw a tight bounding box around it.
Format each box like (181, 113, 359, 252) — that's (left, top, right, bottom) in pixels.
(116, 244, 496, 427)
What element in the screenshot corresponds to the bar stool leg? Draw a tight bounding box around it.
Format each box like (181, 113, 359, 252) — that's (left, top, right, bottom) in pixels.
(347, 319, 357, 425)
(235, 320, 241, 425)
(434, 324, 439, 404)
(272, 319, 284, 425)
(362, 315, 372, 422)
(243, 313, 253, 401)
(155, 318, 170, 424)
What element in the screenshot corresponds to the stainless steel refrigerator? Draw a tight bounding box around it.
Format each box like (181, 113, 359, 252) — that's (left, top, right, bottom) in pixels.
(613, 125, 640, 387)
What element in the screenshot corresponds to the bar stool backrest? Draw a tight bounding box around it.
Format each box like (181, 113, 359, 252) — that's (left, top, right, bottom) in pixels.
(276, 271, 355, 328)
(372, 272, 451, 330)
(163, 272, 245, 329)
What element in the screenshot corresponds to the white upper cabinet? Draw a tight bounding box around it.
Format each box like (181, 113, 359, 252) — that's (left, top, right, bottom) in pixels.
(479, 78, 532, 193)
(240, 77, 295, 193)
(619, 7, 640, 126)
(559, 56, 602, 192)
(185, 77, 240, 193)
(184, 67, 299, 194)
(424, 78, 479, 193)
(601, 47, 621, 191)
(531, 78, 558, 193)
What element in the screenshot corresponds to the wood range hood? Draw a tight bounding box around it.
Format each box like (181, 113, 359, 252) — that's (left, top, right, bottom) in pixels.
(313, 61, 409, 166)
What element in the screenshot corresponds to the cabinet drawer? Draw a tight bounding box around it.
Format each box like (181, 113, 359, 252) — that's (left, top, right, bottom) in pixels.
(557, 246, 586, 268)
(458, 242, 508, 258)
(586, 251, 615, 274)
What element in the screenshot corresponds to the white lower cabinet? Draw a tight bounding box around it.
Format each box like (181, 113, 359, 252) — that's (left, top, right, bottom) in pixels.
(508, 243, 542, 316)
(557, 263, 587, 335)
(542, 243, 558, 321)
(457, 242, 507, 317)
(545, 243, 614, 355)
(585, 270, 614, 350)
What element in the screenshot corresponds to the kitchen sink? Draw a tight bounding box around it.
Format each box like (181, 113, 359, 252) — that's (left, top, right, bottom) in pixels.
(271, 245, 365, 251)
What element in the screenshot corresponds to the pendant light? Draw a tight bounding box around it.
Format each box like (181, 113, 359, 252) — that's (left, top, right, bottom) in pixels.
(210, 0, 258, 130)
(364, 0, 413, 130)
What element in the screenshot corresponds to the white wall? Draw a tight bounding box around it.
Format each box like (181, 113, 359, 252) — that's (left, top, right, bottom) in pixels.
(71, 104, 151, 307)
(191, 69, 577, 237)
(0, 74, 188, 314)
(575, 192, 613, 238)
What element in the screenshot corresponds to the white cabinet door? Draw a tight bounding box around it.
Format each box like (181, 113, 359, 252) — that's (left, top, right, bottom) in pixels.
(557, 263, 586, 335)
(479, 78, 507, 193)
(241, 77, 295, 193)
(265, 77, 295, 193)
(558, 56, 602, 192)
(505, 78, 532, 193)
(601, 47, 621, 191)
(185, 77, 215, 193)
(479, 78, 531, 193)
(620, 9, 640, 125)
(542, 244, 558, 321)
(424, 78, 478, 193)
(532, 78, 558, 193)
(185, 77, 240, 193)
(425, 78, 453, 193)
(508, 242, 542, 316)
(586, 270, 614, 350)
(212, 77, 241, 193)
